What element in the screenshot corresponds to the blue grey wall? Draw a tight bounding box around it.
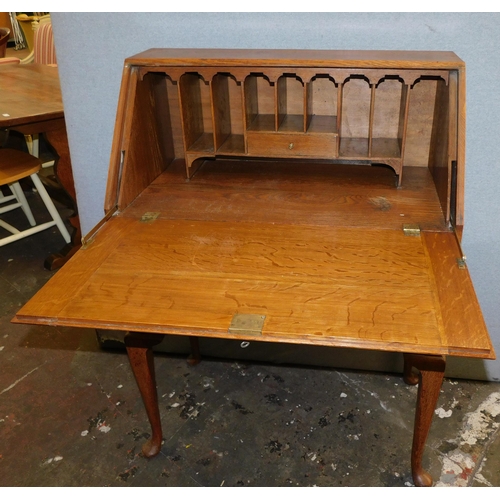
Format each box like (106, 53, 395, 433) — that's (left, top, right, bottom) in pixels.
(51, 12, 500, 381)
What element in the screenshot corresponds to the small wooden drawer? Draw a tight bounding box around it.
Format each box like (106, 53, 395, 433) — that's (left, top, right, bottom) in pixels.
(246, 132, 338, 158)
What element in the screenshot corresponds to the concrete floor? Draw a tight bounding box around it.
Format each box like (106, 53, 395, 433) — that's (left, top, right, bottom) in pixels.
(1, 187, 500, 487)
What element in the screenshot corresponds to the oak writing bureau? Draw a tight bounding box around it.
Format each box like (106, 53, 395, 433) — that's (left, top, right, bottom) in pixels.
(13, 49, 495, 486)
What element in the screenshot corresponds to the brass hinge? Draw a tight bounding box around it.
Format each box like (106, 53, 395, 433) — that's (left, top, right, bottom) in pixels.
(457, 257, 467, 269)
(140, 212, 160, 223)
(403, 224, 421, 236)
(229, 314, 265, 336)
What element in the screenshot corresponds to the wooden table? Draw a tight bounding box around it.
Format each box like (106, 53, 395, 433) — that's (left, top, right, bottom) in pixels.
(0, 63, 80, 268)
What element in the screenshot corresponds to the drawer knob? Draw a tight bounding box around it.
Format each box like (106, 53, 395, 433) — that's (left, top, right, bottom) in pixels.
(288, 142, 294, 150)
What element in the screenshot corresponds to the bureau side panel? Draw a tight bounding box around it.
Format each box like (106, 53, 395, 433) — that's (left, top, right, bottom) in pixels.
(118, 70, 175, 210)
(455, 67, 466, 229)
(105, 66, 176, 213)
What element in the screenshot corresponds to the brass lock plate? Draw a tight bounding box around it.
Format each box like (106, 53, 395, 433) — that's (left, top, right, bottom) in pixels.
(228, 314, 266, 336)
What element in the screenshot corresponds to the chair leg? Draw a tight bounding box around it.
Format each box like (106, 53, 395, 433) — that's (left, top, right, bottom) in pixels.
(25, 134, 37, 156)
(25, 134, 55, 168)
(31, 134, 39, 158)
(10, 181, 36, 226)
(30, 173, 71, 243)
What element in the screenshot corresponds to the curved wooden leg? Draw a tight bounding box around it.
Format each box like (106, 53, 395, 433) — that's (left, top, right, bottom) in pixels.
(125, 332, 164, 458)
(404, 353, 446, 487)
(187, 336, 201, 365)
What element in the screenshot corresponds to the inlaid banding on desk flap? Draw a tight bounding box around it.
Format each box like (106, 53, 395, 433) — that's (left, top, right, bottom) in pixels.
(229, 314, 265, 336)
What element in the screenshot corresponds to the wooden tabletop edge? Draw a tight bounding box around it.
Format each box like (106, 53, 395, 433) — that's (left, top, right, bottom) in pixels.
(124, 48, 465, 69)
(10, 313, 494, 360)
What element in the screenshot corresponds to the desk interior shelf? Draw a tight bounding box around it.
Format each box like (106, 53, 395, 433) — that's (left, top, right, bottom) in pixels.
(133, 61, 451, 191)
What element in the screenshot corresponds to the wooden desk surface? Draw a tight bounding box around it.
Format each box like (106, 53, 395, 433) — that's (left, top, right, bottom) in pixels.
(14, 160, 494, 360)
(0, 64, 63, 127)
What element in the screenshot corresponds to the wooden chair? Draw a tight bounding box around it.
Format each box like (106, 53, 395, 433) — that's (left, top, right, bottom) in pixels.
(17, 15, 57, 161)
(0, 148, 71, 247)
(19, 14, 55, 65)
(33, 17, 56, 65)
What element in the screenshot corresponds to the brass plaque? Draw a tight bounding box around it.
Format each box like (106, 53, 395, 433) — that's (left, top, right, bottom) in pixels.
(228, 314, 266, 336)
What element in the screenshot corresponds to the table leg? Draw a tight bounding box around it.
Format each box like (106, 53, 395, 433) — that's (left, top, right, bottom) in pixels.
(187, 336, 201, 365)
(42, 124, 81, 270)
(124, 331, 164, 458)
(403, 353, 446, 487)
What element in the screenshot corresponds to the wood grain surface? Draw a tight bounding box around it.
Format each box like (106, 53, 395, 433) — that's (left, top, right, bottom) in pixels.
(13, 163, 493, 359)
(126, 49, 465, 69)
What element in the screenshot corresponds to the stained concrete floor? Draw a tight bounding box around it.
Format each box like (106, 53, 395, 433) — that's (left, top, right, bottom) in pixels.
(1, 188, 500, 488)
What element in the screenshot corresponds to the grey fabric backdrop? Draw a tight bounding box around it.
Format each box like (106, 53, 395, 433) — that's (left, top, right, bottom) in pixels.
(50, 12, 500, 381)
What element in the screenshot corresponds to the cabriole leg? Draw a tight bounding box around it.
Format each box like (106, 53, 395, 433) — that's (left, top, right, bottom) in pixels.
(187, 336, 201, 365)
(124, 331, 164, 458)
(403, 353, 446, 487)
